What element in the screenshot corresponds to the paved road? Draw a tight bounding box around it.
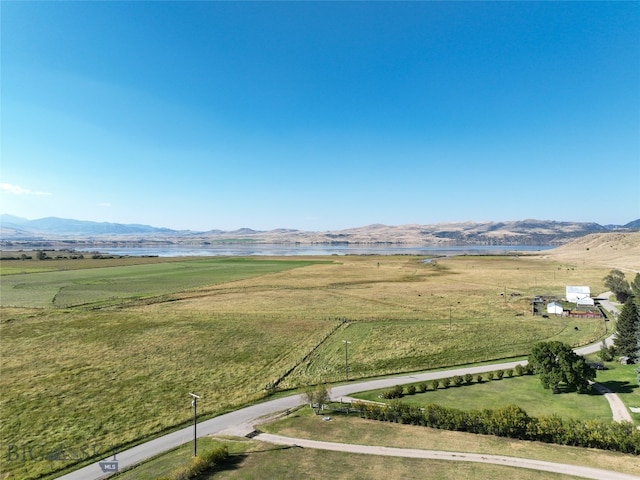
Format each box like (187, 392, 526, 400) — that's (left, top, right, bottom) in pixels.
(58, 293, 630, 479)
(256, 433, 640, 480)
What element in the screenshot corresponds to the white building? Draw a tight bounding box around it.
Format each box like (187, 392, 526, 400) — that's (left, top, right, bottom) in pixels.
(576, 296, 595, 307)
(547, 302, 563, 316)
(566, 286, 591, 304)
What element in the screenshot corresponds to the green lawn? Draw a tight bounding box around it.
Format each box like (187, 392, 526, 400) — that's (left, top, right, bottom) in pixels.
(353, 374, 613, 422)
(589, 360, 640, 423)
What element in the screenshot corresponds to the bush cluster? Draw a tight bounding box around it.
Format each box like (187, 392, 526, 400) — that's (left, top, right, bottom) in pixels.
(381, 385, 404, 399)
(353, 401, 640, 454)
(397, 364, 534, 395)
(156, 446, 229, 480)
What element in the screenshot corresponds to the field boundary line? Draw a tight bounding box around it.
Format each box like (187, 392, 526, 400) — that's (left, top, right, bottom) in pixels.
(270, 318, 347, 390)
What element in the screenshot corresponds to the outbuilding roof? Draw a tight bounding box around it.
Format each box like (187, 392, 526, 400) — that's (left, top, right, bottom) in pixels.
(566, 286, 591, 302)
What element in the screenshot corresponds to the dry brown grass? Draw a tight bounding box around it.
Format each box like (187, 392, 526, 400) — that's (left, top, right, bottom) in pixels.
(539, 231, 640, 273)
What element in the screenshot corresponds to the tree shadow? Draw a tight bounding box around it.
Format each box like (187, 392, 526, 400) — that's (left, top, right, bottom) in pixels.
(596, 380, 638, 395)
(553, 384, 586, 394)
(199, 445, 297, 477)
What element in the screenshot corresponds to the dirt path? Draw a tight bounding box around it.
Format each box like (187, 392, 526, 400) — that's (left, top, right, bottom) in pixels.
(591, 382, 634, 423)
(255, 433, 640, 480)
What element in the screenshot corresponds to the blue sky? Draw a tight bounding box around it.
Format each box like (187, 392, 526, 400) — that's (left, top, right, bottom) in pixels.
(2, 1, 639, 231)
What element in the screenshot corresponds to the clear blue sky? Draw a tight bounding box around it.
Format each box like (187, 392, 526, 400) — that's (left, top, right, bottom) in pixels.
(2, 1, 639, 231)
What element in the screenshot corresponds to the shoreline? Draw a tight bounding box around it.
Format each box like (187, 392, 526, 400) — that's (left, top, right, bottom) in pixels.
(0, 244, 554, 258)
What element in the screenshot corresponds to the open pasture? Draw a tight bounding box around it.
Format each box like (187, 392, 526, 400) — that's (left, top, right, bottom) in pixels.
(286, 314, 604, 388)
(0, 251, 190, 274)
(0, 253, 614, 479)
(0, 257, 324, 308)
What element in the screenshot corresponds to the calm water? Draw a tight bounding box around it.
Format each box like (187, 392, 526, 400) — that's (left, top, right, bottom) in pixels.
(94, 244, 553, 257)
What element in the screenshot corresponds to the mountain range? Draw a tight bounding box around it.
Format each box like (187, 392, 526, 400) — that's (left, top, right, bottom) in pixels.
(1, 215, 639, 247)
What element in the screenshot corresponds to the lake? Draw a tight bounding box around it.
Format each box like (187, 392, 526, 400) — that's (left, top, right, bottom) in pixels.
(94, 244, 554, 257)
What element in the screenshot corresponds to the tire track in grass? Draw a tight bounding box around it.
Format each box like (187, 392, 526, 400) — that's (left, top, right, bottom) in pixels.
(268, 319, 347, 390)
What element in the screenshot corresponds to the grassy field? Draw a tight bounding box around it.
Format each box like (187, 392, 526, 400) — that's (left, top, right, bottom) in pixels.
(0, 257, 326, 307)
(353, 373, 613, 422)
(256, 405, 640, 478)
(0, 251, 625, 479)
(118, 435, 581, 480)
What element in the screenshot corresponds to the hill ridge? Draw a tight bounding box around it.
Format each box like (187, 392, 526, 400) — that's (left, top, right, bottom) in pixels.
(1, 214, 638, 247)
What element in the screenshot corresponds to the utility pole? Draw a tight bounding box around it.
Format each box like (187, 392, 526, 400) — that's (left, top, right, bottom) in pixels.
(343, 340, 351, 381)
(189, 393, 200, 456)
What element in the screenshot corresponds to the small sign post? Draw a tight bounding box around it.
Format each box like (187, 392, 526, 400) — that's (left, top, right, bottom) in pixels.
(189, 393, 200, 456)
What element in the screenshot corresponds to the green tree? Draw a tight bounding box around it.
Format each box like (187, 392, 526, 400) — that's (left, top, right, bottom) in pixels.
(614, 299, 640, 362)
(603, 269, 631, 303)
(630, 273, 640, 304)
(303, 383, 331, 413)
(598, 340, 615, 362)
(528, 341, 596, 393)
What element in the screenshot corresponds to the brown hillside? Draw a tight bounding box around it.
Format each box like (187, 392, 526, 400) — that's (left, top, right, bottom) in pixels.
(539, 231, 640, 272)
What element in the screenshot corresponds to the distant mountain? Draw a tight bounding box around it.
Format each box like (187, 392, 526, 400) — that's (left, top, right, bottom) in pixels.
(624, 219, 640, 229)
(1, 215, 638, 247)
(0, 215, 178, 236)
(277, 219, 615, 246)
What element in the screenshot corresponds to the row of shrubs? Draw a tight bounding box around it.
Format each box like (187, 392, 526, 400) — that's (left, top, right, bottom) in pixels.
(381, 364, 534, 399)
(156, 445, 229, 480)
(354, 401, 640, 454)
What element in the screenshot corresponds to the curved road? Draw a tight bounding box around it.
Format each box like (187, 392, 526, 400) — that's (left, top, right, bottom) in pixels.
(58, 295, 633, 480)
